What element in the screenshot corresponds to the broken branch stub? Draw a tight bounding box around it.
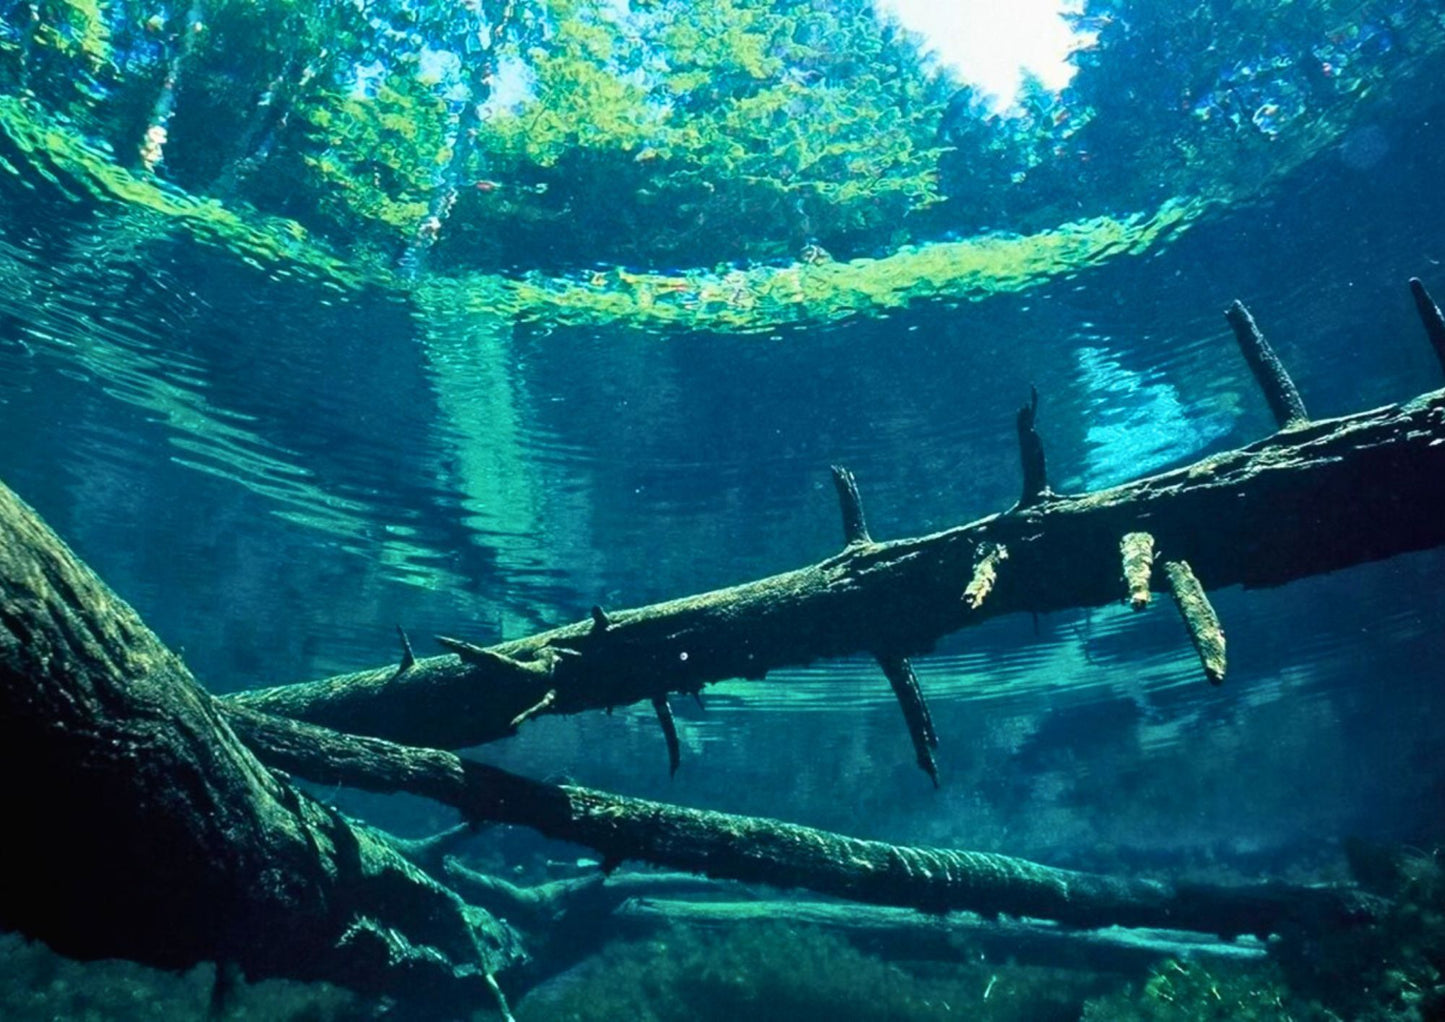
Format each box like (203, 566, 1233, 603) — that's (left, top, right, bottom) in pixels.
(876, 653, 939, 786)
(962, 542, 1008, 610)
(1015, 386, 1050, 507)
(1409, 277, 1445, 377)
(1163, 559, 1227, 685)
(1225, 300, 1309, 430)
(652, 695, 681, 778)
(830, 464, 872, 545)
(1120, 532, 1156, 611)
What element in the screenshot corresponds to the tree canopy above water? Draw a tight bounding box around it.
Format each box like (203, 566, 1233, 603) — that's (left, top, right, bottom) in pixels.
(2, 0, 1441, 323)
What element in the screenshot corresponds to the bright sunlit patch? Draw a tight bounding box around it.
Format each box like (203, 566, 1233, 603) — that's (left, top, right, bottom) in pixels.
(876, 0, 1090, 112)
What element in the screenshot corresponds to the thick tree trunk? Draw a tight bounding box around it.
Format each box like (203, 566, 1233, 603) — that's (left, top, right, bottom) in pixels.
(0, 481, 522, 1016)
(229, 385, 1445, 751)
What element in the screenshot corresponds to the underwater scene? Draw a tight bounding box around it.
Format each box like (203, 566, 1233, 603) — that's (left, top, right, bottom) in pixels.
(3, 0, 1445, 1019)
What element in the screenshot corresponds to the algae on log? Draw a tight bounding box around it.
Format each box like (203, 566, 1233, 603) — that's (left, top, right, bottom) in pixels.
(229, 387, 1445, 750)
(0, 481, 523, 1014)
(221, 702, 1380, 941)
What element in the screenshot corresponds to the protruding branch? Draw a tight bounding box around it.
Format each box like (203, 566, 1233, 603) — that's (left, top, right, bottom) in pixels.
(230, 389, 1445, 752)
(1163, 560, 1226, 685)
(436, 635, 552, 681)
(395, 626, 416, 674)
(1015, 386, 1049, 507)
(1409, 277, 1445, 377)
(1224, 300, 1309, 429)
(485, 973, 516, 1022)
(590, 605, 611, 633)
(1119, 532, 1156, 611)
(876, 654, 938, 786)
(509, 689, 557, 730)
(652, 696, 681, 778)
(830, 465, 871, 545)
(962, 542, 1008, 610)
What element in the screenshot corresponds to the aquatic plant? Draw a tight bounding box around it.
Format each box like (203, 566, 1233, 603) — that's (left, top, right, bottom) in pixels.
(1271, 842, 1445, 1020)
(1079, 959, 1313, 1021)
(517, 922, 1104, 1022)
(0, 932, 372, 1021)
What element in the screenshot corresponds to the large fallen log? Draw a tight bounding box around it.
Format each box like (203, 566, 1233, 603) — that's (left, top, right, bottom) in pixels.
(0, 481, 523, 1017)
(0, 465, 1369, 1008)
(220, 700, 1382, 940)
(231, 370, 1445, 757)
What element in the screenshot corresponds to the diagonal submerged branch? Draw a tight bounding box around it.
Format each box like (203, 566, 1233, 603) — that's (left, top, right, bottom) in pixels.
(229, 387, 1445, 750)
(219, 701, 1380, 940)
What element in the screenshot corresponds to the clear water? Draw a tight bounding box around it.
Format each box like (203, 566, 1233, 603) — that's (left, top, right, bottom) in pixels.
(3, 2, 1445, 1019)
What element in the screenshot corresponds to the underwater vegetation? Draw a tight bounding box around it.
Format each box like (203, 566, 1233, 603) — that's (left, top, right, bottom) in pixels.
(516, 921, 1110, 1022)
(0, 932, 371, 1021)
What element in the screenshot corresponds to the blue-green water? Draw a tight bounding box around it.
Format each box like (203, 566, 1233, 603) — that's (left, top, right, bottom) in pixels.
(3, 2, 1445, 1019)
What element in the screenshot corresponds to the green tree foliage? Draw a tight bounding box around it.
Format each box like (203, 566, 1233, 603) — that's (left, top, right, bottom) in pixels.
(5, 0, 1444, 293)
(434, 0, 953, 270)
(0, 0, 111, 117)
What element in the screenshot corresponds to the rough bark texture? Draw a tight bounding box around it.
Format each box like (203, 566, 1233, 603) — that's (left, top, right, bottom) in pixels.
(221, 702, 1381, 940)
(229, 387, 1445, 750)
(611, 898, 1270, 973)
(432, 865, 1268, 979)
(0, 481, 523, 1011)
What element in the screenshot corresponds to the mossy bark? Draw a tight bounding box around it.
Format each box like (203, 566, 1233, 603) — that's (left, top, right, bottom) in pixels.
(222, 702, 1381, 941)
(0, 480, 523, 1014)
(229, 388, 1445, 750)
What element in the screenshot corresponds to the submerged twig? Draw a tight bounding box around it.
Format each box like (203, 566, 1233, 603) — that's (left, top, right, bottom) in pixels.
(877, 654, 938, 786)
(509, 689, 557, 730)
(653, 696, 681, 777)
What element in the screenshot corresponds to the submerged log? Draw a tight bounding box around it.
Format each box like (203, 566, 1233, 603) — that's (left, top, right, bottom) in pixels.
(0, 480, 523, 1015)
(429, 866, 1268, 980)
(613, 898, 1269, 973)
(230, 387, 1445, 750)
(220, 701, 1381, 940)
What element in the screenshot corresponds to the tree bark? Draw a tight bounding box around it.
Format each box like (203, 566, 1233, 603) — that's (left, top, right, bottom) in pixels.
(610, 897, 1270, 974)
(221, 701, 1382, 941)
(0, 480, 522, 1015)
(426, 865, 1269, 981)
(229, 386, 1445, 750)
